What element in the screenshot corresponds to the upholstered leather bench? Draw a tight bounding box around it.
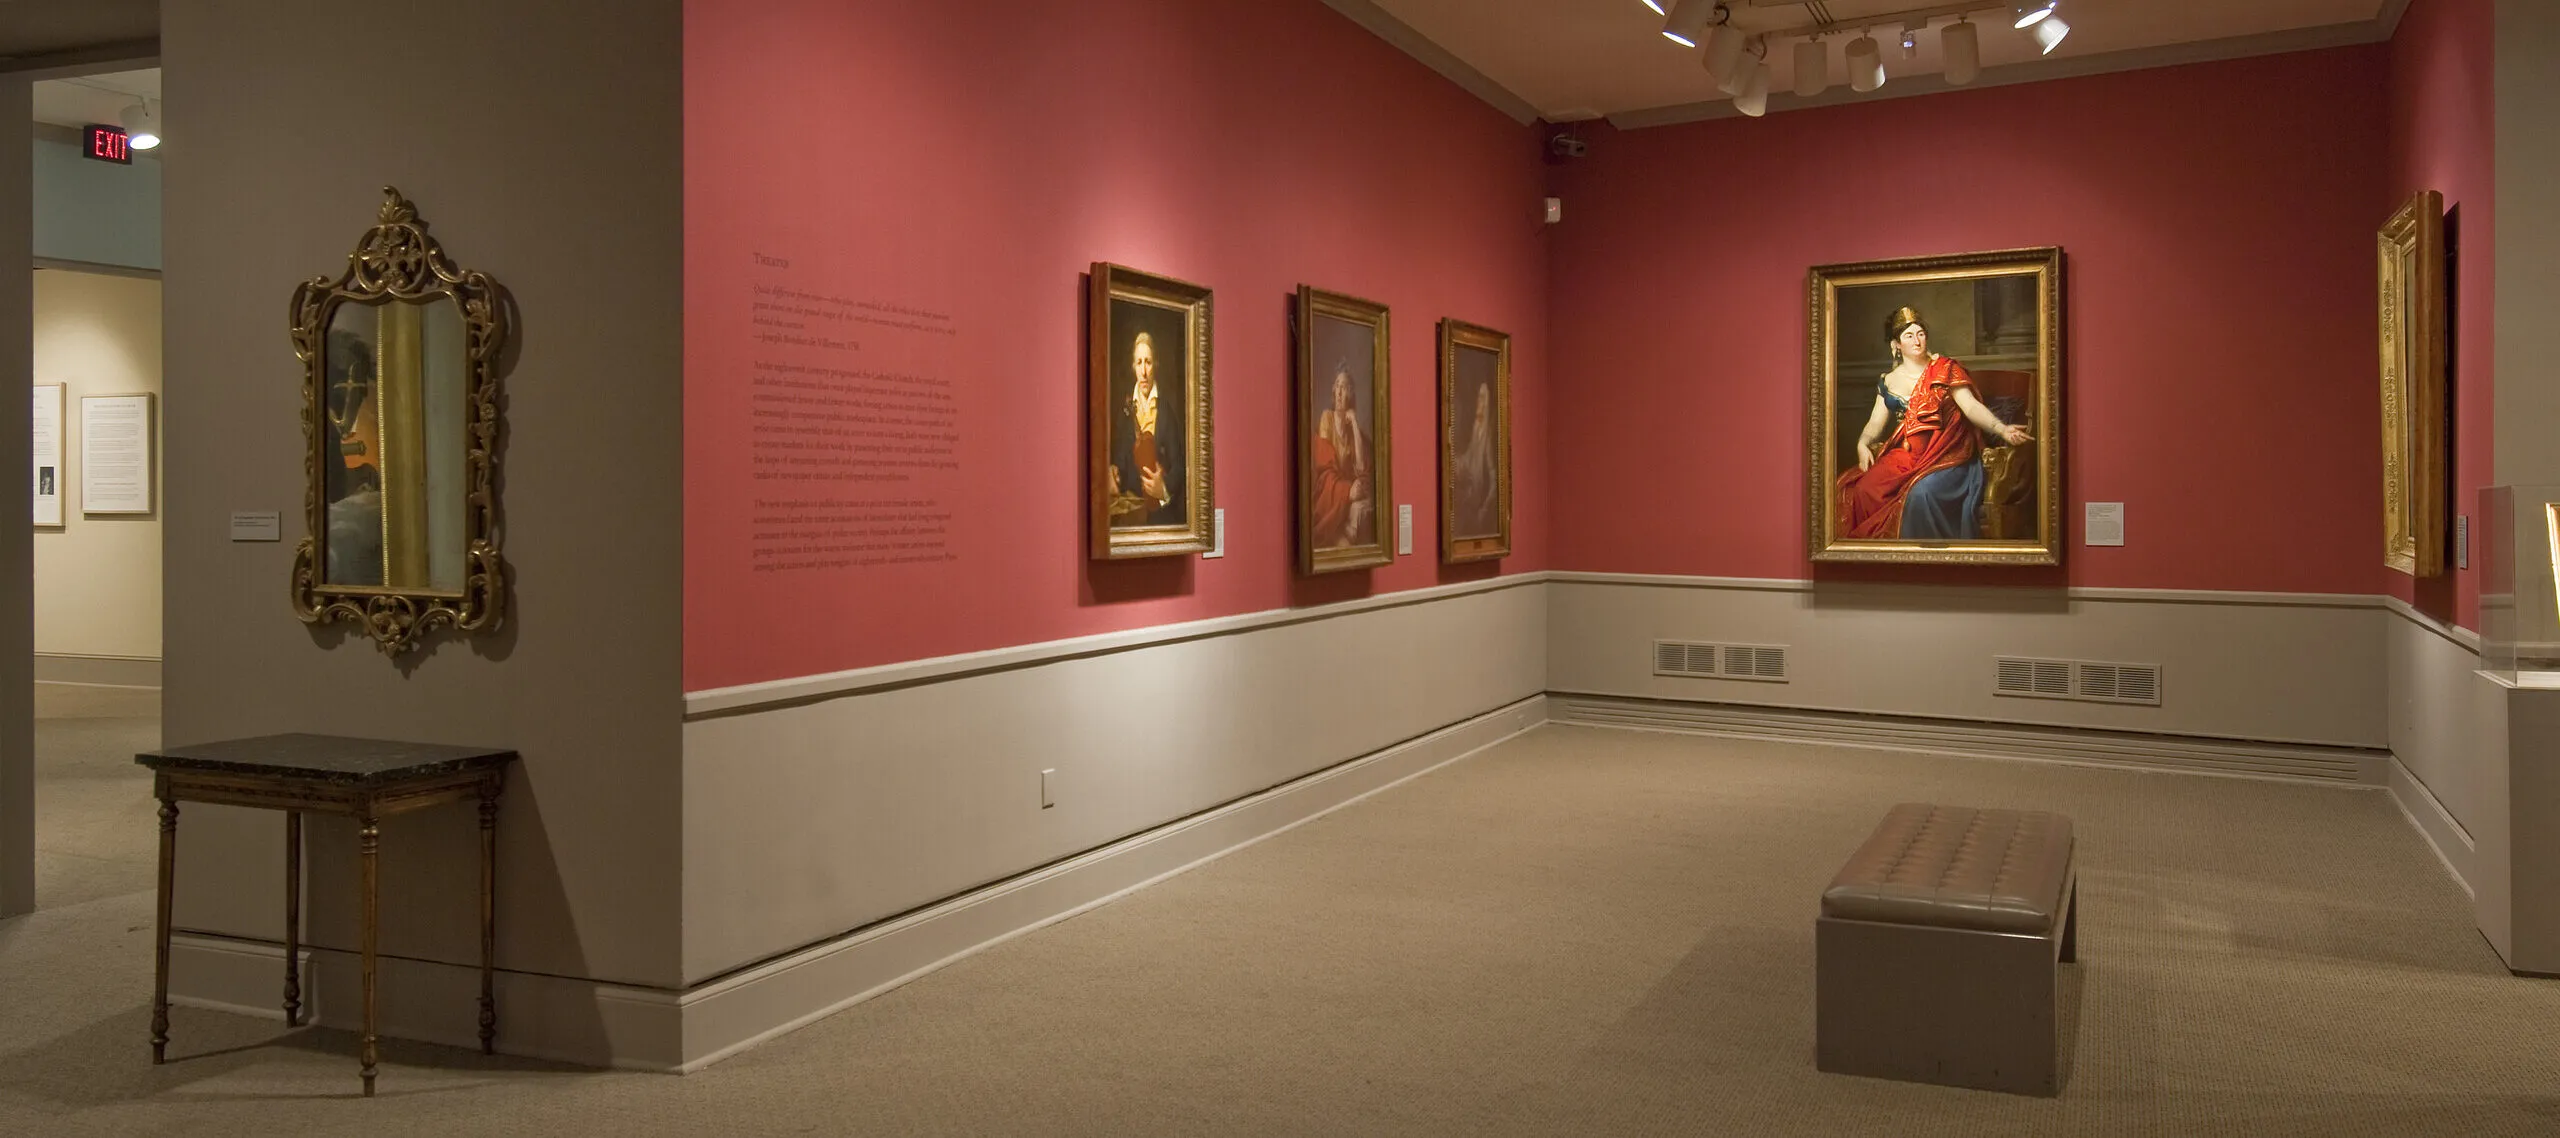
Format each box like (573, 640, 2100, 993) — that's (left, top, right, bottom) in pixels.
(1816, 803, 2078, 1096)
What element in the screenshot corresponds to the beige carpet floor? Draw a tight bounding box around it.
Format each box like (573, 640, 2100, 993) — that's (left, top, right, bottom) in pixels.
(4, 722, 2557, 1136)
(31, 683, 160, 910)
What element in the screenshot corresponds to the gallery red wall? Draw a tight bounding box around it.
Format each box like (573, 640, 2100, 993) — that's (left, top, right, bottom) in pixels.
(1545, 46, 2390, 595)
(685, 0, 1551, 690)
(2386, 0, 2494, 631)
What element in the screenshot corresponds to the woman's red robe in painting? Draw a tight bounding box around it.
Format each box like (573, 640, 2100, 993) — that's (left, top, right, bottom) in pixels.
(1835, 356, 1983, 540)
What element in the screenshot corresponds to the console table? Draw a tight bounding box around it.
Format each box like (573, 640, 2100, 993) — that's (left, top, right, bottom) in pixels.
(136, 734, 517, 1097)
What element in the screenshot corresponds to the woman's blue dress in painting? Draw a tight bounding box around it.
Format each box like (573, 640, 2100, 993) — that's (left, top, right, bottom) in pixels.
(1877, 381, 1984, 539)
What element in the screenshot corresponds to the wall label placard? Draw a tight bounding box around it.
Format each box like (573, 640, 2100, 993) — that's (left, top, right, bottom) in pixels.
(32, 384, 63, 526)
(79, 393, 153, 515)
(2084, 502, 2125, 547)
(229, 511, 282, 542)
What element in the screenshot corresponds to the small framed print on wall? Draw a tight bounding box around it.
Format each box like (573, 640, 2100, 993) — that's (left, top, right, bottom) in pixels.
(1439, 319, 1511, 564)
(79, 392, 154, 516)
(1296, 286, 1392, 574)
(1089, 263, 1215, 559)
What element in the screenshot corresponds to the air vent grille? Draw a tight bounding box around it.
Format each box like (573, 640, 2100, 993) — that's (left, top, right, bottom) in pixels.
(1653, 640, 1787, 684)
(1995, 656, 2162, 707)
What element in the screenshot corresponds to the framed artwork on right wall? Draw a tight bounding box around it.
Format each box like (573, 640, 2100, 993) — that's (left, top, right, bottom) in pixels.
(1439, 319, 1511, 563)
(2378, 189, 2447, 578)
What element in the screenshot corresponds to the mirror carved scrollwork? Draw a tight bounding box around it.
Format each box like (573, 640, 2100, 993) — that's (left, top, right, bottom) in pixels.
(290, 187, 510, 655)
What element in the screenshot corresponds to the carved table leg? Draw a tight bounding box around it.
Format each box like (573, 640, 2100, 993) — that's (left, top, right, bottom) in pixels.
(478, 781, 498, 1055)
(151, 793, 177, 1064)
(359, 811, 380, 1097)
(284, 811, 303, 1027)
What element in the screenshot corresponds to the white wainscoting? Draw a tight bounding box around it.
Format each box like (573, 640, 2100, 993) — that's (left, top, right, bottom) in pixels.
(674, 577, 1549, 1067)
(1548, 573, 2390, 750)
(2382, 599, 2491, 894)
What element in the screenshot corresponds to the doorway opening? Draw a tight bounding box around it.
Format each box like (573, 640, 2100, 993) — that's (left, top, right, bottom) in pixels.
(29, 66, 162, 912)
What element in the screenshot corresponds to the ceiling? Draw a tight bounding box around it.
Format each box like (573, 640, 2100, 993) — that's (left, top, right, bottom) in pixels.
(0, 0, 156, 66)
(1363, 0, 2396, 123)
(31, 67, 156, 130)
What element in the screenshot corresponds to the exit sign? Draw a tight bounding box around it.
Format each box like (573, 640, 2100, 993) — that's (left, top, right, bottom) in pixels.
(84, 125, 131, 164)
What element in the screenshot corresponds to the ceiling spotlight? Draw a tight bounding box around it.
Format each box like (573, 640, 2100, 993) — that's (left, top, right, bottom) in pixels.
(1640, 0, 1667, 14)
(1717, 37, 1764, 96)
(1702, 22, 1749, 84)
(2029, 13, 2070, 54)
(1845, 33, 1886, 93)
(1734, 58, 1771, 117)
(120, 100, 160, 150)
(1942, 19, 1981, 85)
(2011, 1, 2057, 29)
(1792, 38, 1830, 98)
(1662, 0, 1716, 48)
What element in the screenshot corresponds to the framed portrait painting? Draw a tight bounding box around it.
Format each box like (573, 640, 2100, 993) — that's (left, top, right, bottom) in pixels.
(1439, 319, 1511, 563)
(2378, 189, 2447, 577)
(1089, 263, 1214, 559)
(1807, 246, 2063, 565)
(1296, 287, 1392, 574)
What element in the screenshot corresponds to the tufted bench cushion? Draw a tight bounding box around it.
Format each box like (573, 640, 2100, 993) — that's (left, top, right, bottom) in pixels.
(1821, 803, 2073, 935)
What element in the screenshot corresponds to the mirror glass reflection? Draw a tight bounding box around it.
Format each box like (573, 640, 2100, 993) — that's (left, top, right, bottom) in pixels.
(321, 296, 468, 593)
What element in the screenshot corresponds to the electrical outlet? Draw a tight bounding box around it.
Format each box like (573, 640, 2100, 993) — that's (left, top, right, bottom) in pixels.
(1040, 768, 1056, 810)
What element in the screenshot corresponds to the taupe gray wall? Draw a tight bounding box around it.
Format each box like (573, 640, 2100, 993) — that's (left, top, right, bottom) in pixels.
(2494, 0, 2557, 487)
(33, 269, 162, 664)
(2, 78, 34, 918)
(1548, 578, 2387, 749)
(682, 584, 1549, 984)
(160, 1, 685, 988)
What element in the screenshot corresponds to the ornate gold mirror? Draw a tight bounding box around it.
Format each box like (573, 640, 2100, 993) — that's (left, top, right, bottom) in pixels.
(290, 188, 509, 654)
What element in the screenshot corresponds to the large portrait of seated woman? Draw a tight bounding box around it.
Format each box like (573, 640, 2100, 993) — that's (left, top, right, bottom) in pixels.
(1807, 247, 2063, 565)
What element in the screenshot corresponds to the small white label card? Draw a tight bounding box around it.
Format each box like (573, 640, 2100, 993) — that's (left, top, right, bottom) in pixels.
(2457, 514, 2470, 570)
(2085, 502, 2126, 547)
(1397, 504, 1413, 556)
(229, 511, 282, 542)
(1204, 508, 1226, 559)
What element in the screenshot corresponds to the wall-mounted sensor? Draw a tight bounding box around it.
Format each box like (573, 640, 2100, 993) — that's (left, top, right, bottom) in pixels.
(1543, 197, 1563, 225)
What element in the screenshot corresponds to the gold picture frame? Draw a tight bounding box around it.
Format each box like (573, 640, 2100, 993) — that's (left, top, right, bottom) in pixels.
(1807, 246, 2064, 565)
(2380, 189, 2447, 577)
(289, 187, 510, 655)
(1295, 287, 1393, 574)
(1089, 263, 1214, 559)
(1439, 319, 1512, 564)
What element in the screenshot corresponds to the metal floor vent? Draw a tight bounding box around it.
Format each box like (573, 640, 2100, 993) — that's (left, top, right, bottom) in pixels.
(1654, 640, 1788, 683)
(1995, 656, 2162, 707)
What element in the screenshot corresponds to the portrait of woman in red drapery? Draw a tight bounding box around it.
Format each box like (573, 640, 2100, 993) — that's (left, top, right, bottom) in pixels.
(1309, 366, 1374, 550)
(1834, 306, 2032, 540)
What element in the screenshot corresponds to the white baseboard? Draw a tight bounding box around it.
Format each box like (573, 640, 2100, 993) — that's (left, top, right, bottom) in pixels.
(2386, 753, 2477, 895)
(33, 652, 159, 688)
(168, 694, 1551, 1072)
(1550, 694, 2388, 785)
